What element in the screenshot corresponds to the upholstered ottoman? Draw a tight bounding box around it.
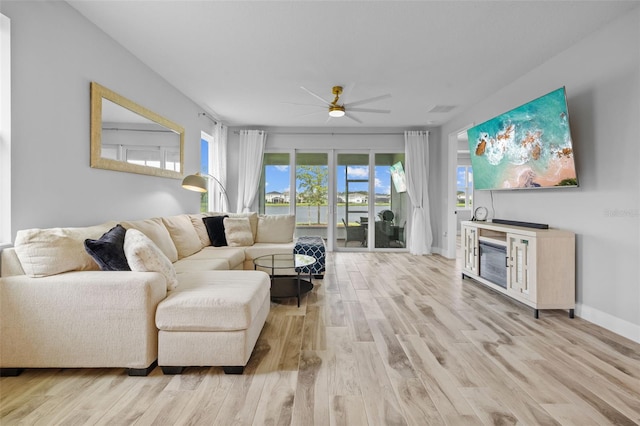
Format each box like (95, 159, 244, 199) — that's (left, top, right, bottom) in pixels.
(155, 270, 270, 374)
(294, 236, 326, 278)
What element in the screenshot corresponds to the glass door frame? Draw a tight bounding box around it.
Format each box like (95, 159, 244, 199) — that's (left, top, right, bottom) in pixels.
(294, 149, 334, 251)
(333, 149, 409, 253)
(334, 150, 371, 252)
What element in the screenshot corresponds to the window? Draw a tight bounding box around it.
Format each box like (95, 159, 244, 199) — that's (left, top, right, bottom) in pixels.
(0, 14, 11, 244)
(295, 153, 328, 238)
(457, 165, 473, 209)
(259, 153, 291, 215)
(199, 132, 212, 212)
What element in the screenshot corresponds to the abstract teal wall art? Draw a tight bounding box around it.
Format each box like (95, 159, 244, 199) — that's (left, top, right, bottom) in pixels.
(467, 87, 578, 190)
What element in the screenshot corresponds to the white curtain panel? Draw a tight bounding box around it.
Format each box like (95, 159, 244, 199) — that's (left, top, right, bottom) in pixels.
(209, 122, 228, 212)
(404, 130, 433, 255)
(236, 130, 266, 213)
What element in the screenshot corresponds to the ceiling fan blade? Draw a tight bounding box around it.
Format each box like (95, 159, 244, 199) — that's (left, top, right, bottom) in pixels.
(344, 113, 363, 124)
(348, 107, 391, 114)
(296, 110, 327, 117)
(346, 93, 392, 108)
(300, 86, 332, 106)
(282, 101, 327, 108)
(340, 83, 356, 102)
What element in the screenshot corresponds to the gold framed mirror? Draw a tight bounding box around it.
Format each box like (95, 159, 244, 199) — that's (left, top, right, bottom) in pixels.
(90, 82, 184, 179)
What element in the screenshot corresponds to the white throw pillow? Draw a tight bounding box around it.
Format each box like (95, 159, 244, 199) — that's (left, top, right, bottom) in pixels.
(224, 217, 254, 247)
(255, 214, 295, 243)
(124, 229, 179, 291)
(120, 217, 178, 263)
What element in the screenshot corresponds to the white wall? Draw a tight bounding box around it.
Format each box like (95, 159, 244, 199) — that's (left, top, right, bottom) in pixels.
(1, 1, 205, 238)
(440, 9, 640, 341)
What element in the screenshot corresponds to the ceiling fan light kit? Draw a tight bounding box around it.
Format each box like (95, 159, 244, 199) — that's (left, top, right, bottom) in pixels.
(329, 105, 345, 117)
(299, 85, 391, 122)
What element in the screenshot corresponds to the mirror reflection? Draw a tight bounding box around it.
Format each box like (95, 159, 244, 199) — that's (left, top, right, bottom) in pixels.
(90, 82, 184, 179)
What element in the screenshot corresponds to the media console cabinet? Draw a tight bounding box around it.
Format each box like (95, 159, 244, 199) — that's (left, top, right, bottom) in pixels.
(461, 220, 575, 318)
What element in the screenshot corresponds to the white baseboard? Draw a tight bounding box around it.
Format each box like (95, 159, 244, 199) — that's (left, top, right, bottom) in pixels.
(576, 303, 640, 343)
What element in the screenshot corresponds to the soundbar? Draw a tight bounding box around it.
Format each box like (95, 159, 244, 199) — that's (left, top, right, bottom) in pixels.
(491, 219, 549, 229)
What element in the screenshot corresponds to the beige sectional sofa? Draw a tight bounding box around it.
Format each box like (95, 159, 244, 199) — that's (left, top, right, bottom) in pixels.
(0, 212, 298, 376)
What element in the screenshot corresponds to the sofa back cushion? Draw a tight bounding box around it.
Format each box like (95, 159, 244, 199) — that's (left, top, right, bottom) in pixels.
(255, 214, 295, 243)
(120, 218, 178, 263)
(189, 213, 210, 248)
(162, 214, 202, 259)
(13, 222, 115, 277)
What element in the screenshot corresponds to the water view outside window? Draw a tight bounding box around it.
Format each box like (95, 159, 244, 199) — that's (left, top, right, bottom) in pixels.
(295, 153, 328, 238)
(260, 152, 291, 215)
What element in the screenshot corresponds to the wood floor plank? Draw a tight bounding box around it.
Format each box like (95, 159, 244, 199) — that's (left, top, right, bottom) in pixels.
(2, 250, 640, 425)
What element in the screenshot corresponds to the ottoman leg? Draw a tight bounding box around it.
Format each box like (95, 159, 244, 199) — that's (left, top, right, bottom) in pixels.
(223, 366, 244, 375)
(161, 366, 185, 375)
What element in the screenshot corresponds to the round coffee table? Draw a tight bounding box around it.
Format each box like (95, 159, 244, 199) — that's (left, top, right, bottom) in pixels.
(253, 254, 316, 307)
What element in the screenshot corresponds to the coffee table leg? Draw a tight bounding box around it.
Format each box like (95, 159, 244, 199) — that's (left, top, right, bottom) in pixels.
(296, 271, 301, 307)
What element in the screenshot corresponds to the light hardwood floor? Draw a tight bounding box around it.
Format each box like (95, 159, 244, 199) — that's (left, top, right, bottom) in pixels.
(1, 251, 639, 425)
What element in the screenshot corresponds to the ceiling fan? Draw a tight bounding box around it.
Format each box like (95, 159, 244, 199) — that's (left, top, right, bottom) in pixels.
(298, 85, 391, 123)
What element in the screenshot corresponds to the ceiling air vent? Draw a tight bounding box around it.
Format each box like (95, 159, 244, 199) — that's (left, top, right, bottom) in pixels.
(428, 105, 456, 113)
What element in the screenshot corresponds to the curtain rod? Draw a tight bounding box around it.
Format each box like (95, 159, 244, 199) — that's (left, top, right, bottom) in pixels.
(198, 112, 218, 125)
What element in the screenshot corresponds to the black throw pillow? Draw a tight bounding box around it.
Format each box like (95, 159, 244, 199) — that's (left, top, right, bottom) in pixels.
(84, 224, 131, 271)
(203, 215, 229, 247)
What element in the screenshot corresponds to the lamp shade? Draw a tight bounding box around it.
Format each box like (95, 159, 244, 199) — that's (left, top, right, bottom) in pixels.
(181, 174, 208, 193)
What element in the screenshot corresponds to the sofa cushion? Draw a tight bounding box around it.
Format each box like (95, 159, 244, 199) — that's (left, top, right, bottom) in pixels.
(173, 258, 230, 273)
(156, 271, 270, 332)
(121, 218, 178, 263)
(84, 224, 131, 271)
(185, 246, 246, 270)
(224, 217, 254, 247)
(189, 213, 210, 247)
(243, 242, 296, 262)
(124, 229, 179, 291)
(13, 222, 116, 277)
(162, 215, 202, 259)
(255, 214, 296, 243)
(203, 215, 228, 247)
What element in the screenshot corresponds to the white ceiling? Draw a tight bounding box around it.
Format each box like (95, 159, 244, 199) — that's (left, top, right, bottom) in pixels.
(67, 0, 638, 128)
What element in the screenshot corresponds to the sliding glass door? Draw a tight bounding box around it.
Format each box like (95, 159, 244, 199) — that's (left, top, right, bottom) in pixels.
(335, 152, 407, 250)
(373, 153, 407, 249)
(336, 153, 369, 248)
(295, 153, 329, 239)
(260, 149, 406, 251)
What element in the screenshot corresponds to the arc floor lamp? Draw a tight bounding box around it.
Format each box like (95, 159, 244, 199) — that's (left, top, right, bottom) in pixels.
(181, 172, 230, 210)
